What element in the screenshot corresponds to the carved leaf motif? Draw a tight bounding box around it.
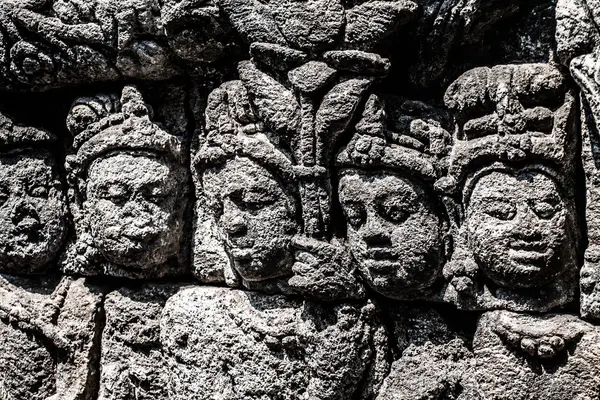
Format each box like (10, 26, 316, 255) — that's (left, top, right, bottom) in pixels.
(270, 0, 345, 51)
(315, 77, 373, 163)
(217, 0, 287, 45)
(237, 60, 301, 138)
(344, 0, 418, 51)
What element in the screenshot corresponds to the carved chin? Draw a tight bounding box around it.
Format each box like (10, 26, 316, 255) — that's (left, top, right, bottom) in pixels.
(361, 259, 438, 297)
(5, 239, 59, 266)
(232, 247, 292, 282)
(0, 224, 65, 271)
(96, 237, 176, 268)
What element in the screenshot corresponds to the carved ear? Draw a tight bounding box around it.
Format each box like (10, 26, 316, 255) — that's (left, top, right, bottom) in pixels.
(315, 77, 373, 164)
(343, 0, 418, 51)
(238, 61, 301, 139)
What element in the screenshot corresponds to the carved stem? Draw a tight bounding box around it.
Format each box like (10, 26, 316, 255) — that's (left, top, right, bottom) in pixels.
(297, 93, 329, 238)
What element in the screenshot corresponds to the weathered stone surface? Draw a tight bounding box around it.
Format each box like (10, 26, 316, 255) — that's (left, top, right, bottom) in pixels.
(0, 0, 231, 91)
(1, 1, 599, 399)
(63, 85, 191, 279)
(99, 283, 181, 400)
(160, 286, 385, 399)
(440, 63, 581, 313)
(472, 311, 600, 400)
(336, 94, 452, 301)
(0, 275, 103, 400)
(375, 305, 475, 400)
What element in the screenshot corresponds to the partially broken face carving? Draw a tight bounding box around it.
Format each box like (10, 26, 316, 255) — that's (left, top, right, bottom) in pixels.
(339, 169, 444, 298)
(0, 150, 67, 274)
(203, 157, 298, 282)
(466, 169, 568, 289)
(84, 152, 186, 269)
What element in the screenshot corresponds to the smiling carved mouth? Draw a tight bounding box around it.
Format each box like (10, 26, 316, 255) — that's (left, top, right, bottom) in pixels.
(508, 240, 549, 264)
(230, 247, 255, 260)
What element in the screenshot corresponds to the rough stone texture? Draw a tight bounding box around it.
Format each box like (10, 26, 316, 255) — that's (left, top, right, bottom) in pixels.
(161, 287, 385, 400)
(98, 283, 181, 400)
(472, 311, 600, 400)
(440, 63, 581, 313)
(376, 305, 475, 400)
(62, 85, 191, 279)
(336, 94, 453, 301)
(2, 1, 600, 399)
(0, 275, 103, 400)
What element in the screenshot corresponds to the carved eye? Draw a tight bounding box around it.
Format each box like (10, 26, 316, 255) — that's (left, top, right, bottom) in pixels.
(29, 184, 49, 198)
(380, 203, 410, 224)
(342, 202, 365, 228)
(99, 184, 129, 205)
(231, 191, 276, 212)
(530, 200, 559, 219)
(144, 188, 168, 205)
(240, 199, 270, 211)
(484, 200, 516, 221)
(147, 194, 168, 205)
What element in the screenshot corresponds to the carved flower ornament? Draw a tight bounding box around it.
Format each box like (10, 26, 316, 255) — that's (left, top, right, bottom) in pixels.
(219, 0, 418, 74)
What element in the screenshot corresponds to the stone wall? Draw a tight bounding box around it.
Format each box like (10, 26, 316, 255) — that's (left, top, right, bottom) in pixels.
(1, 1, 599, 399)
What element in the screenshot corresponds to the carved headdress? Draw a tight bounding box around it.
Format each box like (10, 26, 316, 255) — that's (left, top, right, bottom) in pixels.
(437, 63, 578, 198)
(66, 86, 186, 189)
(193, 82, 299, 198)
(336, 94, 453, 181)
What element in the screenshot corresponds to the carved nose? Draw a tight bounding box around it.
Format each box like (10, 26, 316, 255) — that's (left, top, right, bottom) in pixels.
(512, 212, 543, 241)
(121, 199, 151, 217)
(224, 214, 247, 237)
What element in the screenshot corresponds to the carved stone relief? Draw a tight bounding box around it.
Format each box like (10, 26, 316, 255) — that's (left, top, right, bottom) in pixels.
(472, 311, 600, 400)
(1, 1, 599, 399)
(336, 94, 452, 301)
(440, 63, 581, 312)
(0, 114, 102, 400)
(63, 85, 191, 279)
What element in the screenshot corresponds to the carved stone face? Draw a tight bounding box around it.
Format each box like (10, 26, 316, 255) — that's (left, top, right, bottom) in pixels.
(203, 157, 298, 282)
(0, 150, 67, 274)
(84, 152, 186, 269)
(339, 169, 443, 298)
(466, 169, 568, 289)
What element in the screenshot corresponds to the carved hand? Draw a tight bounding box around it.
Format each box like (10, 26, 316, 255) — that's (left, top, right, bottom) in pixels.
(288, 235, 365, 302)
